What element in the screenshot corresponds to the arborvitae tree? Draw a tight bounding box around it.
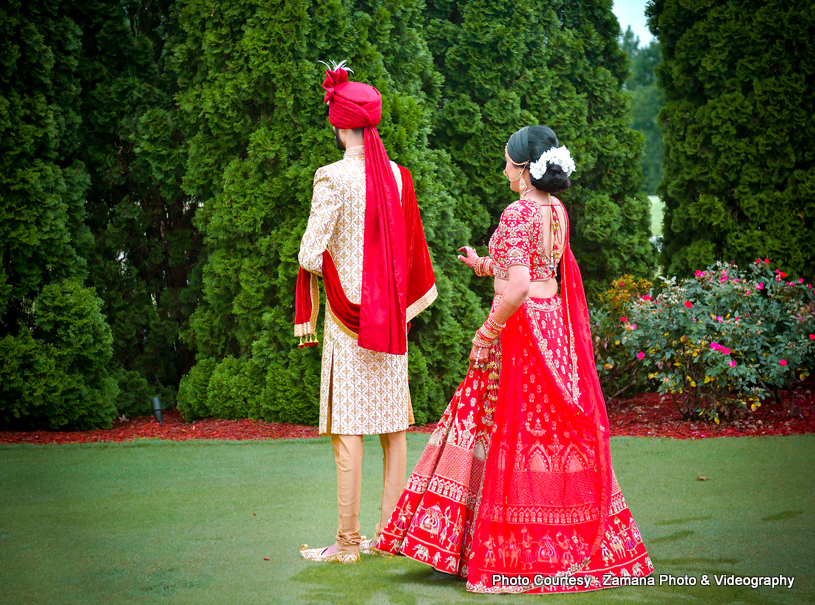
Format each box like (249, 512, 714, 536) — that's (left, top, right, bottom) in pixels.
(650, 0, 815, 278)
(174, 0, 483, 424)
(0, 0, 118, 429)
(425, 0, 655, 299)
(621, 26, 664, 195)
(67, 0, 200, 417)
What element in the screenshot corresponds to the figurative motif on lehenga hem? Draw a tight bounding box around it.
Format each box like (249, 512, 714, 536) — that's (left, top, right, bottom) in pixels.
(377, 296, 653, 593)
(376, 339, 501, 577)
(464, 484, 654, 594)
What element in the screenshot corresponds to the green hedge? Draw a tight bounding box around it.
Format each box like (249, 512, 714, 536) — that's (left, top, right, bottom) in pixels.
(0, 279, 119, 429)
(598, 261, 815, 423)
(651, 0, 815, 279)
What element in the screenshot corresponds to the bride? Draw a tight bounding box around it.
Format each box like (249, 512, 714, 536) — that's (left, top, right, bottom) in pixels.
(370, 126, 653, 593)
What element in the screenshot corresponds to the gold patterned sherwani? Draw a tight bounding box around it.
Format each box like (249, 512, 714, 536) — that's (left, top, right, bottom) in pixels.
(298, 146, 414, 436)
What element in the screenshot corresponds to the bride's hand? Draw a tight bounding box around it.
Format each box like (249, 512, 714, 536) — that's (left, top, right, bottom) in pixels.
(457, 246, 479, 269)
(469, 343, 489, 371)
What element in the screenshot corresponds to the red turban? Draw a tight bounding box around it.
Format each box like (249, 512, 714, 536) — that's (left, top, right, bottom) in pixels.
(323, 69, 382, 129)
(322, 66, 408, 355)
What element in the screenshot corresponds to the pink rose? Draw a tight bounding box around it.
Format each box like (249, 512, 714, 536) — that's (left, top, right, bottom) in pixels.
(729, 361, 736, 367)
(745, 290, 751, 295)
(620, 316, 628, 323)
(809, 334, 815, 340)
(757, 283, 764, 290)
(637, 351, 645, 360)
(642, 295, 653, 301)
(684, 301, 693, 309)
(779, 360, 788, 366)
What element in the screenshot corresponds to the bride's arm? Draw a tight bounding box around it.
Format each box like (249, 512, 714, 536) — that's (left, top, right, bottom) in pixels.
(468, 265, 529, 368)
(491, 264, 530, 322)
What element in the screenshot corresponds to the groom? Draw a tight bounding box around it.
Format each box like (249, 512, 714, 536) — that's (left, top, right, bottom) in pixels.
(296, 62, 436, 563)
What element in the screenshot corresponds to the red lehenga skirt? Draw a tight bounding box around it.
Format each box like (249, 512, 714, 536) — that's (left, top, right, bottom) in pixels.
(377, 295, 654, 593)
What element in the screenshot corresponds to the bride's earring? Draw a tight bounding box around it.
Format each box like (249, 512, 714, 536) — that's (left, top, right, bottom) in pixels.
(518, 174, 528, 199)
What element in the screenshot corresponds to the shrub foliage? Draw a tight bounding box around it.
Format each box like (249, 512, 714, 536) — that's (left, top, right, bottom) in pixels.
(599, 261, 815, 423)
(650, 0, 815, 280)
(0, 1, 119, 429)
(427, 0, 656, 299)
(173, 0, 482, 425)
(2, 0, 663, 428)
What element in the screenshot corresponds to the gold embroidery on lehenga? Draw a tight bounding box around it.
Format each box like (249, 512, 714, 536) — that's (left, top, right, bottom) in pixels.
(525, 302, 580, 411)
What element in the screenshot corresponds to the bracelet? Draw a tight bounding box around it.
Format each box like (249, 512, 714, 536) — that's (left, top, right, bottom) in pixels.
(472, 312, 507, 349)
(472, 328, 495, 348)
(480, 315, 505, 339)
(474, 256, 495, 277)
(485, 315, 506, 333)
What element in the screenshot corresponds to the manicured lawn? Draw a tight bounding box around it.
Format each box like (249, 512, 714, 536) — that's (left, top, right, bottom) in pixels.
(649, 195, 664, 237)
(1, 434, 813, 604)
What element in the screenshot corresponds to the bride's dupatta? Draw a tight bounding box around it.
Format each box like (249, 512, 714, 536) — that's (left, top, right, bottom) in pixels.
(466, 202, 612, 591)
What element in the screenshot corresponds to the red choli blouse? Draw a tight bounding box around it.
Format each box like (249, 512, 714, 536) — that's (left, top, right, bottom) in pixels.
(488, 197, 565, 281)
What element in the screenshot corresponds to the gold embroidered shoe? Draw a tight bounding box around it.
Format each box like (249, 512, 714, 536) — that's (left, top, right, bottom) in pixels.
(299, 544, 360, 564)
(359, 538, 396, 558)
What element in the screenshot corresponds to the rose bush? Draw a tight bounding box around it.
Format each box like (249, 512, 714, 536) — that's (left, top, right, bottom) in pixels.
(595, 261, 815, 423)
(591, 275, 654, 403)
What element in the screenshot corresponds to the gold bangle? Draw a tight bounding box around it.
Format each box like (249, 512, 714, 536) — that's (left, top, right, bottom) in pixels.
(475, 256, 495, 278)
(473, 328, 496, 347)
(475, 257, 487, 277)
(472, 333, 493, 348)
(485, 315, 506, 332)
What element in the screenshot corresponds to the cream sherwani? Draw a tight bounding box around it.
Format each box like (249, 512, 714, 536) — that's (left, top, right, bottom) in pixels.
(298, 147, 414, 436)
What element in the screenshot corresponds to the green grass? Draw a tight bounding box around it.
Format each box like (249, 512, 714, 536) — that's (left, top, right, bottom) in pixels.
(2, 434, 814, 604)
(649, 195, 664, 238)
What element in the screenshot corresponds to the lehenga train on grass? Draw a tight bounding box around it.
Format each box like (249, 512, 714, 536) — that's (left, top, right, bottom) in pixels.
(376, 125, 654, 594)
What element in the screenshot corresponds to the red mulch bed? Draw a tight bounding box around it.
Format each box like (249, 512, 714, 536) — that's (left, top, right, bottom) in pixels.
(2, 389, 813, 446)
(605, 390, 814, 439)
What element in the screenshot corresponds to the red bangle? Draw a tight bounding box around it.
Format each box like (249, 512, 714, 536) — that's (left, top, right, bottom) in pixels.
(475, 257, 495, 277)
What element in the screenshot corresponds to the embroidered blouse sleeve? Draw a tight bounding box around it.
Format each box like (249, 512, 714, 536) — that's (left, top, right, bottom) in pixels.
(496, 204, 531, 268)
(298, 167, 340, 275)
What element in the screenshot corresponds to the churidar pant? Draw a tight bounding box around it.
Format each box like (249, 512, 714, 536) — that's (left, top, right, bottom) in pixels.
(331, 431, 406, 555)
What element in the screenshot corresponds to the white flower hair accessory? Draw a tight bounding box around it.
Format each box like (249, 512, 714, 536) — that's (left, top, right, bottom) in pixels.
(529, 146, 575, 179)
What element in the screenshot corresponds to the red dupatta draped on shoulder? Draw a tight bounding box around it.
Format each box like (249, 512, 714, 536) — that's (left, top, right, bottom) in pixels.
(465, 199, 613, 589)
(295, 65, 436, 353)
(294, 166, 436, 348)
